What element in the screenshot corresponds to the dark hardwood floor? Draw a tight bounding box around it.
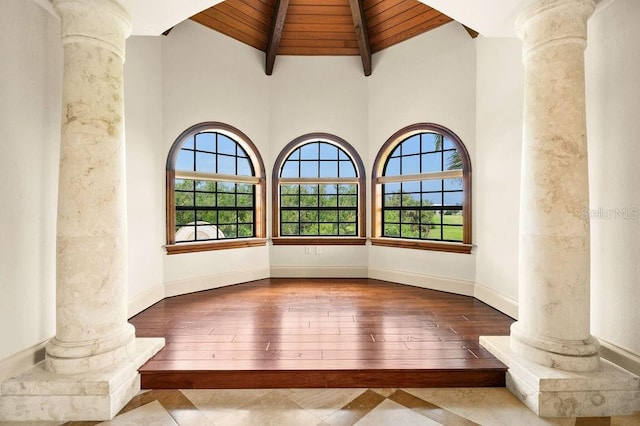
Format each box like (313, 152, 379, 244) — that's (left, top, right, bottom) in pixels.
(130, 278, 514, 389)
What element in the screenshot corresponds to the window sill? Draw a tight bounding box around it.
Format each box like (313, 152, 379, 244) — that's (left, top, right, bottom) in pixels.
(272, 237, 367, 246)
(165, 238, 268, 255)
(370, 238, 472, 254)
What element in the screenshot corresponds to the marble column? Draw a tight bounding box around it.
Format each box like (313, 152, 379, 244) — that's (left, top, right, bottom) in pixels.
(480, 0, 640, 417)
(45, 0, 135, 376)
(509, 0, 599, 372)
(0, 0, 164, 421)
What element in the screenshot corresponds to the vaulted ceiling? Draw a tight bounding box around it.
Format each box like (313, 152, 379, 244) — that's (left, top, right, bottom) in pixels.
(188, 0, 479, 76)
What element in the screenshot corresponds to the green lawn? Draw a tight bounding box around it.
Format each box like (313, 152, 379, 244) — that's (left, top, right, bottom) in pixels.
(382, 213, 464, 241)
(442, 214, 463, 241)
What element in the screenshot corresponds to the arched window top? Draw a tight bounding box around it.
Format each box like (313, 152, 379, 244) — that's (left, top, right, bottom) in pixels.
(272, 133, 366, 244)
(374, 123, 471, 178)
(276, 135, 362, 179)
(173, 132, 253, 176)
(372, 123, 472, 254)
(166, 122, 267, 254)
(167, 122, 264, 179)
(279, 140, 358, 179)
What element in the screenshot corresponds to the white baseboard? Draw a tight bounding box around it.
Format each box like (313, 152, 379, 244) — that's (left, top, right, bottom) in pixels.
(128, 283, 166, 318)
(164, 267, 271, 298)
(597, 339, 640, 376)
(0, 339, 48, 383)
(473, 282, 519, 319)
(270, 265, 368, 278)
(368, 267, 475, 297)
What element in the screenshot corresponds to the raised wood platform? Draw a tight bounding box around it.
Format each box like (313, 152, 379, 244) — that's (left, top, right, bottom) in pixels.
(131, 278, 514, 389)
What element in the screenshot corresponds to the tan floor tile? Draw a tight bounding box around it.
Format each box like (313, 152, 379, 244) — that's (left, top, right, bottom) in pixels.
(368, 388, 398, 398)
(180, 389, 272, 422)
(354, 399, 442, 426)
(610, 412, 640, 426)
(116, 390, 212, 426)
(211, 390, 324, 426)
(323, 390, 386, 426)
(98, 400, 177, 426)
(276, 388, 368, 420)
(389, 389, 479, 425)
(403, 388, 576, 426)
(575, 417, 611, 426)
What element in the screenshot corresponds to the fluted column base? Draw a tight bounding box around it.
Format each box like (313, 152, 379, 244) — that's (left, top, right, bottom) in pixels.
(481, 336, 640, 418)
(0, 337, 164, 422)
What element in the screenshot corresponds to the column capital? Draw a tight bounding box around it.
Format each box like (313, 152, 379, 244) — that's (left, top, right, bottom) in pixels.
(53, 0, 131, 61)
(517, 0, 595, 59)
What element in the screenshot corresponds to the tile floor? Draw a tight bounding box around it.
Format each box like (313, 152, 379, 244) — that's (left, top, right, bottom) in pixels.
(5, 387, 637, 425)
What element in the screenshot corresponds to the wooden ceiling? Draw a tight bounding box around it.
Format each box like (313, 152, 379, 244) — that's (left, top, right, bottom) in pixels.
(190, 0, 476, 76)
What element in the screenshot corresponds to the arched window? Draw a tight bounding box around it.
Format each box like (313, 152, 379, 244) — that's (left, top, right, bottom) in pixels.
(371, 123, 472, 254)
(272, 133, 366, 245)
(166, 122, 266, 254)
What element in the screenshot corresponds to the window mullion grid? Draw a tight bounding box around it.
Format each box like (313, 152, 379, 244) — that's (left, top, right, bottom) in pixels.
(440, 143, 445, 240)
(316, 183, 320, 235)
(298, 184, 302, 235)
(381, 183, 386, 237)
(214, 133, 219, 174)
(191, 136, 198, 240)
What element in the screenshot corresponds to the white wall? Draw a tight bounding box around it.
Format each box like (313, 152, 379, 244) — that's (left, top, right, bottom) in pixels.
(586, 0, 640, 356)
(268, 55, 369, 274)
(159, 21, 479, 285)
(124, 36, 166, 315)
(367, 23, 477, 289)
(0, 0, 61, 362)
(473, 36, 523, 317)
(161, 21, 270, 292)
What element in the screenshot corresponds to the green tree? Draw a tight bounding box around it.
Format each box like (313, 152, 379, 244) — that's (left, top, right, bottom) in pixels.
(434, 134, 462, 170)
(383, 191, 435, 238)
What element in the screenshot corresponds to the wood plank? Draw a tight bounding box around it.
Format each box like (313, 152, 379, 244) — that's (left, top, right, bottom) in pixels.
(281, 22, 358, 33)
(211, 2, 271, 34)
(289, 0, 350, 6)
(190, 14, 267, 51)
(132, 278, 513, 389)
(287, 4, 353, 15)
(140, 357, 507, 371)
(368, 5, 436, 39)
(224, 0, 274, 26)
(284, 14, 355, 25)
(278, 39, 360, 49)
(363, 0, 388, 13)
(365, 0, 409, 20)
(141, 369, 506, 389)
(366, 0, 424, 28)
(278, 46, 360, 55)
(370, 14, 452, 52)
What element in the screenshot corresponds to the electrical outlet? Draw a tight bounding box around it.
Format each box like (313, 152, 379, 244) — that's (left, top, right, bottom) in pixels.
(315, 246, 322, 255)
(305, 246, 312, 254)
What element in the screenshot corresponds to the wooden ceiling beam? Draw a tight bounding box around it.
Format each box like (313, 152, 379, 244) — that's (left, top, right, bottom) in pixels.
(266, 0, 290, 75)
(462, 24, 479, 39)
(348, 0, 371, 76)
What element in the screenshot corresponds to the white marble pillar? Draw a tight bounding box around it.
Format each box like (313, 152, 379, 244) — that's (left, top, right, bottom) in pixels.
(509, 0, 600, 372)
(45, 0, 135, 374)
(480, 0, 640, 417)
(0, 0, 164, 421)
